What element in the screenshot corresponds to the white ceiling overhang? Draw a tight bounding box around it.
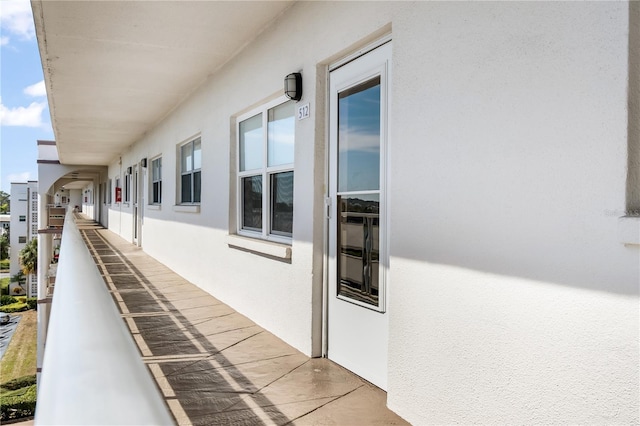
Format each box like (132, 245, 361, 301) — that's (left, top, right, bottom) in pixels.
(32, 0, 295, 166)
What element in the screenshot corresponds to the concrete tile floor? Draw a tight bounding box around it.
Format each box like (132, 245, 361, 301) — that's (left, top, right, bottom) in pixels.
(75, 217, 409, 426)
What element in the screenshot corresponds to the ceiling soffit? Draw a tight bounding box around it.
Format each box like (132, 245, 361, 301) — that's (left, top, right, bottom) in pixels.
(33, 1, 294, 166)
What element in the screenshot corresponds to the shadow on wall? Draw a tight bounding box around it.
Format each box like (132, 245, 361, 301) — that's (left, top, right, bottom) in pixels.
(102, 2, 640, 300)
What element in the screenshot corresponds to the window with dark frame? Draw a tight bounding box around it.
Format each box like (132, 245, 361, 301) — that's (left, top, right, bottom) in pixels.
(238, 99, 295, 240)
(151, 157, 162, 204)
(124, 171, 131, 203)
(180, 138, 201, 204)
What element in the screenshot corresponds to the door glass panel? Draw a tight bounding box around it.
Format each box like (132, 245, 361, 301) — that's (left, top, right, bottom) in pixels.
(337, 194, 380, 307)
(338, 76, 381, 193)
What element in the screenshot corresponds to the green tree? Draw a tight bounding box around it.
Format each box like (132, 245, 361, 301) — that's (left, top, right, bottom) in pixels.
(0, 233, 8, 260)
(10, 271, 25, 285)
(19, 238, 37, 276)
(0, 190, 9, 214)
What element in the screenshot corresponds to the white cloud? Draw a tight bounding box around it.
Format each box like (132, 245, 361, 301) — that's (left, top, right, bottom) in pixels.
(0, 36, 9, 46)
(0, 0, 35, 43)
(7, 172, 31, 183)
(0, 96, 46, 127)
(338, 126, 381, 153)
(23, 80, 46, 97)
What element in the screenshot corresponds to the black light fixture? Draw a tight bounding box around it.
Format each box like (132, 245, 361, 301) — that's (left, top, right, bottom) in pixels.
(127, 166, 132, 174)
(141, 158, 147, 168)
(284, 72, 302, 101)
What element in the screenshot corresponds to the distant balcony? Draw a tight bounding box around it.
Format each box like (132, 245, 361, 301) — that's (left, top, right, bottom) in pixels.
(45, 205, 65, 230)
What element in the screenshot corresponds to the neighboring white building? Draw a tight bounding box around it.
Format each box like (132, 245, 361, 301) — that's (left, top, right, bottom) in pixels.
(0, 214, 9, 236)
(33, 2, 639, 424)
(9, 181, 39, 297)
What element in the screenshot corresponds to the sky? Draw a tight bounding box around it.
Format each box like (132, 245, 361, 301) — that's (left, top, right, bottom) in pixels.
(0, 0, 54, 194)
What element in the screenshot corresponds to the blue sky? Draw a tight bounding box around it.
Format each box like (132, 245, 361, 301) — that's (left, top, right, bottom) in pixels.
(0, 0, 54, 194)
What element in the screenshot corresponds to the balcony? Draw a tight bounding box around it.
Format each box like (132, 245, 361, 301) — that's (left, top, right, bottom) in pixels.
(46, 205, 65, 230)
(36, 213, 406, 425)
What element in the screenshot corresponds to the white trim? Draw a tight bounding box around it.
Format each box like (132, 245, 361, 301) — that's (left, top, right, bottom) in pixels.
(146, 205, 161, 211)
(177, 136, 202, 206)
(618, 216, 640, 245)
(36, 211, 174, 425)
(172, 204, 200, 213)
(236, 96, 295, 242)
(329, 35, 392, 72)
(149, 155, 162, 206)
(226, 234, 292, 259)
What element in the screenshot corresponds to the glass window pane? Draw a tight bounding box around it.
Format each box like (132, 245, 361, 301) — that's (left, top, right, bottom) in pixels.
(152, 182, 159, 203)
(193, 171, 201, 203)
(181, 143, 192, 173)
(240, 114, 263, 171)
(181, 174, 192, 203)
(242, 175, 262, 231)
(152, 158, 161, 181)
(193, 138, 202, 170)
(337, 194, 380, 307)
(268, 102, 295, 167)
(338, 77, 381, 192)
(270, 171, 294, 236)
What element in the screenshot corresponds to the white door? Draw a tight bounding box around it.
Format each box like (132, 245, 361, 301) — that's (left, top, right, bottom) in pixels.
(327, 41, 391, 390)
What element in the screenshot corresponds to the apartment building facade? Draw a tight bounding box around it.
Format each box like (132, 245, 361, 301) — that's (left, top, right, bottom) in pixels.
(9, 181, 39, 297)
(33, 1, 639, 423)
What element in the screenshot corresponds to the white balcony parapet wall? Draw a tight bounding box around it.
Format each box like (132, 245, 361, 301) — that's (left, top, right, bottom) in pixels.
(37, 143, 59, 162)
(35, 210, 174, 425)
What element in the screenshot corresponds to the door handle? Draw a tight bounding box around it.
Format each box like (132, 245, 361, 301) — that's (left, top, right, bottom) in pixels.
(325, 197, 332, 219)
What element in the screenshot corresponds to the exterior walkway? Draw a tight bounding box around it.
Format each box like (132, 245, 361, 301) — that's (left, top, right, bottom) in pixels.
(75, 217, 409, 426)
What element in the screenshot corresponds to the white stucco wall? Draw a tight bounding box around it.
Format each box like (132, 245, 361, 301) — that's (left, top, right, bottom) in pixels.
(387, 2, 638, 424)
(101, 2, 638, 424)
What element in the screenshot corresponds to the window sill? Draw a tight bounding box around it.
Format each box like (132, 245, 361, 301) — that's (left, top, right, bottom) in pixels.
(618, 216, 640, 245)
(226, 234, 292, 260)
(173, 204, 200, 213)
(147, 204, 161, 211)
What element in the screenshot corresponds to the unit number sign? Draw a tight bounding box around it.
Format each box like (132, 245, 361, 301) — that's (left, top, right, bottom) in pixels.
(297, 103, 310, 120)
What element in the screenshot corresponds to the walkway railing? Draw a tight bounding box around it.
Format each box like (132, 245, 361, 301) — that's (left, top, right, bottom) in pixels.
(35, 210, 174, 425)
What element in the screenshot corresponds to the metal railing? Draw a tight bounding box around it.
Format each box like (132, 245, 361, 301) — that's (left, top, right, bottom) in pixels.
(35, 210, 174, 425)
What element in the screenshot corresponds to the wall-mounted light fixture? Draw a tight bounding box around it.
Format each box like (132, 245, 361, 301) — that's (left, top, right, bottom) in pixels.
(284, 72, 302, 101)
(141, 158, 147, 168)
(127, 166, 132, 175)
